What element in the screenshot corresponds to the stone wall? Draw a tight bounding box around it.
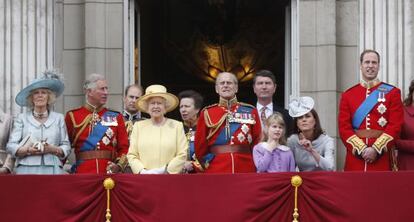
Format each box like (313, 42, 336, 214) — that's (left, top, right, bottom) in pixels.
(55, 0, 127, 113)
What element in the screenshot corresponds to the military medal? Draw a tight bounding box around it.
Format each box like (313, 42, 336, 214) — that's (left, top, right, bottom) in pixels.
(237, 132, 245, 142)
(106, 128, 114, 138)
(102, 136, 110, 145)
(101, 115, 118, 126)
(241, 124, 249, 134)
(377, 86, 388, 102)
(247, 134, 252, 144)
(377, 103, 387, 114)
(230, 112, 256, 124)
(378, 116, 388, 127)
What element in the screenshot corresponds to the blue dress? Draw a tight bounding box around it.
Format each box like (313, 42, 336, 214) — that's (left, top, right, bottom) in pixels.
(7, 111, 71, 174)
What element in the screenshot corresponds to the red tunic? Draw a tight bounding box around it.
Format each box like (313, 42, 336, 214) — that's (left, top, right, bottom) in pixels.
(195, 100, 261, 173)
(65, 105, 129, 174)
(338, 82, 403, 171)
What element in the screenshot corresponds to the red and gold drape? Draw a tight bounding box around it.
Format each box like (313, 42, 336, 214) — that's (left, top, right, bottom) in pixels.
(0, 172, 412, 221)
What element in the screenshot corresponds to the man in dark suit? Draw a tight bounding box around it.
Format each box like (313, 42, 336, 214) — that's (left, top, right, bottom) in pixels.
(253, 70, 293, 136)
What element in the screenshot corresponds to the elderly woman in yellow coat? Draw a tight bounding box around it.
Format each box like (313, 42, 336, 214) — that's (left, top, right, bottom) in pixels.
(127, 85, 188, 174)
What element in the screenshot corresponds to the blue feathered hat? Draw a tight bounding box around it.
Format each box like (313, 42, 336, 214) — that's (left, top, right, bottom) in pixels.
(15, 70, 64, 107)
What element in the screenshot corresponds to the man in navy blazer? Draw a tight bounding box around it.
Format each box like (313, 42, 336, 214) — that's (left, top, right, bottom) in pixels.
(253, 70, 293, 136)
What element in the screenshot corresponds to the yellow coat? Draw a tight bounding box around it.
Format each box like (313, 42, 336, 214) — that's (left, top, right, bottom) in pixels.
(127, 118, 188, 174)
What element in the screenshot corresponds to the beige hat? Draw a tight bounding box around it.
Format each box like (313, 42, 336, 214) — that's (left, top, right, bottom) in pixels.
(288, 96, 315, 118)
(136, 84, 179, 113)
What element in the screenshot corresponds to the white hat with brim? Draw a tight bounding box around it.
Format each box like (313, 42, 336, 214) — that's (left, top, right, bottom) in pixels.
(136, 84, 179, 114)
(288, 96, 315, 118)
(15, 71, 64, 107)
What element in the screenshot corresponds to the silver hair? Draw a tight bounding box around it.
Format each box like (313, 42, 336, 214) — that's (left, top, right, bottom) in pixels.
(215, 72, 238, 85)
(83, 73, 106, 90)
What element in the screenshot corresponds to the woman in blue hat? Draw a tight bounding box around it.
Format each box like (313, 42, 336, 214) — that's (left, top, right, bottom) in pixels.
(6, 70, 71, 174)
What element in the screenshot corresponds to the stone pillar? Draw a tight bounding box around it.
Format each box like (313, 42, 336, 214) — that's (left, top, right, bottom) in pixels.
(299, 0, 340, 169)
(0, 0, 55, 114)
(336, 0, 359, 170)
(57, 0, 128, 112)
(359, 0, 414, 94)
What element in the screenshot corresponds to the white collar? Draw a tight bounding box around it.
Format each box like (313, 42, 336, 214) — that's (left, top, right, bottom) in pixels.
(261, 142, 290, 151)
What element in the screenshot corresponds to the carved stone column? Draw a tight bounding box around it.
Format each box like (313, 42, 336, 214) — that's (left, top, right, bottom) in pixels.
(359, 0, 414, 93)
(0, 0, 55, 114)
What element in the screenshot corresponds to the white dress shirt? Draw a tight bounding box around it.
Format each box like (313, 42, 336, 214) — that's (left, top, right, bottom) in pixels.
(257, 102, 273, 126)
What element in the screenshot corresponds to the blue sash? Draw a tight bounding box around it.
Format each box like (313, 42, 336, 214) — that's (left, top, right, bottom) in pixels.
(72, 111, 116, 172)
(214, 106, 248, 145)
(352, 84, 393, 129)
(203, 106, 253, 164)
(80, 111, 117, 151)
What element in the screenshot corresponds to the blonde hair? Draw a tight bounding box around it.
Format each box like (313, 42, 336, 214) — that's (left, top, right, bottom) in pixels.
(26, 88, 56, 110)
(261, 112, 287, 145)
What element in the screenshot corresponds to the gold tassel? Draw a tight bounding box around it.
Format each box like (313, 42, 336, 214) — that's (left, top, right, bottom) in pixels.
(103, 178, 115, 222)
(291, 175, 303, 222)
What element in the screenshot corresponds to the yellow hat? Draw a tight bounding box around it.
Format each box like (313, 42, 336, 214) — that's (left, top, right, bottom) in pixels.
(136, 84, 179, 114)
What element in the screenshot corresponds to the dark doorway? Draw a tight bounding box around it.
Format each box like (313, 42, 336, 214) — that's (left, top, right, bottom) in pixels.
(136, 0, 289, 118)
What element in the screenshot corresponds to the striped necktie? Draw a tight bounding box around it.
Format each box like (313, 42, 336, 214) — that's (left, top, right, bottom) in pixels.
(260, 106, 267, 122)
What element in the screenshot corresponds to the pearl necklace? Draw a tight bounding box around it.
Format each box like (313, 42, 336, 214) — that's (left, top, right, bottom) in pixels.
(33, 110, 49, 119)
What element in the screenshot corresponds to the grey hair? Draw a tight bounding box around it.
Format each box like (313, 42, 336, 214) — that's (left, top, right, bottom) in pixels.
(83, 73, 106, 90)
(216, 72, 238, 85)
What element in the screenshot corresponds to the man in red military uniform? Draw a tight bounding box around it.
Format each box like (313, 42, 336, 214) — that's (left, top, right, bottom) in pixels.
(65, 73, 129, 174)
(195, 72, 261, 173)
(338, 49, 403, 171)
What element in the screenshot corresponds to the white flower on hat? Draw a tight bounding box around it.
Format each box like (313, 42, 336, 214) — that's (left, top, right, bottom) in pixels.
(288, 96, 315, 118)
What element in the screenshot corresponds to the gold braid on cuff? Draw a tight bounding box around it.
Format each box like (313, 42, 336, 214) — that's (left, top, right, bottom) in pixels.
(115, 154, 128, 172)
(346, 135, 367, 155)
(372, 133, 393, 154)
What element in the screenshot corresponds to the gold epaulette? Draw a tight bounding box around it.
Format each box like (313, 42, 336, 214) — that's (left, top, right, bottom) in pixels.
(201, 103, 218, 111)
(238, 102, 255, 109)
(115, 154, 128, 172)
(372, 133, 393, 154)
(346, 135, 367, 155)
